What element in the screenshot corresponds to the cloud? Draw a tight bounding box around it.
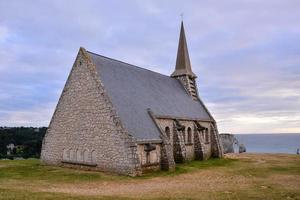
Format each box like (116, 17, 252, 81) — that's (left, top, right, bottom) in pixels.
(0, 25, 9, 43)
(0, 103, 56, 127)
(0, 0, 299, 133)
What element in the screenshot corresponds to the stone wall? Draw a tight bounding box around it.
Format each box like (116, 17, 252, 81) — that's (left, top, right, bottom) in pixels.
(41, 48, 141, 176)
(185, 145, 194, 160)
(137, 144, 161, 172)
(147, 109, 175, 171)
(174, 75, 198, 100)
(155, 118, 215, 162)
(194, 127, 204, 160)
(173, 126, 186, 163)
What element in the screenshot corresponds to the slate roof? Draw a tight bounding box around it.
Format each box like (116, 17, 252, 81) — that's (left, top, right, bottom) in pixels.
(88, 51, 212, 141)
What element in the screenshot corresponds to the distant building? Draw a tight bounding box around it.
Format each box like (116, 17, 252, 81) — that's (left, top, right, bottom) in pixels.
(41, 22, 223, 176)
(6, 143, 15, 155)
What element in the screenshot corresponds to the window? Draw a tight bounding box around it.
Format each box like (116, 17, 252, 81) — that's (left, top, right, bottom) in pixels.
(91, 150, 96, 164)
(205, 129, 210, 143)
(69, 149, 75, 162)
(76, 149, 83, 162)
(201, 131, 205, 141)
(182, 130, 186, 143)
(146, 152, 150, 164)
(83, 150, 89, 163)
(187, 127, 192, 144)
(63, 149, 69, 161)
(165, 127, 170, 138)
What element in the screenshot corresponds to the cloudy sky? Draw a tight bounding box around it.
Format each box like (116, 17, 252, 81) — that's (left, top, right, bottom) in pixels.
(0, 0, 299, 133)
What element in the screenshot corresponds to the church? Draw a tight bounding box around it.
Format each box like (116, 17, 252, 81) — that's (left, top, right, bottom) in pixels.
(41, 22, 223, 176)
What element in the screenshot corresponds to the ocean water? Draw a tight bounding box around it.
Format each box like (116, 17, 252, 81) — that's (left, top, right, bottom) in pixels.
(234, 133, 300, 154)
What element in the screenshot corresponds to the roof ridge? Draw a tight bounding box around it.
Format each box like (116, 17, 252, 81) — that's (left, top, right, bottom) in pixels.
(87, 50, 171, 78)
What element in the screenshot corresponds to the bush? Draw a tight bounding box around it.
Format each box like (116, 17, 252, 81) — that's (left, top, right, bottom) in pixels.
(0, 127, 47, 159)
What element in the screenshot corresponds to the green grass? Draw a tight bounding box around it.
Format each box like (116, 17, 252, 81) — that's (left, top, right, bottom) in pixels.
(0, 158, 236, 182)
(0, 188, 133, 200)
(0, 159, 126, 183)
(140, 158, 237, 178)
(0, 154, 299, 200)
(232, 155, 300, 178)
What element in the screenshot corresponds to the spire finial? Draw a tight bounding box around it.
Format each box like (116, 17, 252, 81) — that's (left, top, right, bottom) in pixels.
(180, 13, 184, 21)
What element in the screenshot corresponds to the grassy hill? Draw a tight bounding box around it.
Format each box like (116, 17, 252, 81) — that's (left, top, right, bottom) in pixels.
(0, 153, 299, 200)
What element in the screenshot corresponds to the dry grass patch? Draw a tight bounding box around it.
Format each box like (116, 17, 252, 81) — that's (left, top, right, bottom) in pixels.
(0, 153, 299, 200)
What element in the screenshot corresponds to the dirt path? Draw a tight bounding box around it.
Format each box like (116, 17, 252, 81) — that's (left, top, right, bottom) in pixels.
(1, 153, 299, 199)
(41, 171, 247, 196)
(35, 170, 249, 198)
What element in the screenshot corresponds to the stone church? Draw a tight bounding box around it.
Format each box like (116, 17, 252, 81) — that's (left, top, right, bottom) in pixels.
(41, 22, 223, 176)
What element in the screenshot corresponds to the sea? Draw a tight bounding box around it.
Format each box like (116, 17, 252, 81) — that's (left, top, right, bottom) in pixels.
(234, 133, 300, 154)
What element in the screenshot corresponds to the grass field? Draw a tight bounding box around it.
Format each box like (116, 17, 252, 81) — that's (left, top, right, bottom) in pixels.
(0, 153, 299, 200)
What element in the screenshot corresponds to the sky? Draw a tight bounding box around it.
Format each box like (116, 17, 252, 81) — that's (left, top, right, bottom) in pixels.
(0, 0, 299, 133)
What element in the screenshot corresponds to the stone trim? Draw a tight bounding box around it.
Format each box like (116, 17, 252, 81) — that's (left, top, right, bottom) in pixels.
(84, 48, 142, 175)
(154, 114, 213, 122)
(175, 75, 198, 100)
(136, 139, 162, 144)
(172, 120, 187, 163)
(147, 109, 175, 171)
(41, 48, 86, 153)
(61, 161, 97, 167)
(193, 125, 205, 160)
(210, 124, 224, 158)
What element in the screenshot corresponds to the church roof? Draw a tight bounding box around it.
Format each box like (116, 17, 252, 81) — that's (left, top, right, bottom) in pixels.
(88, 51, 212, 141)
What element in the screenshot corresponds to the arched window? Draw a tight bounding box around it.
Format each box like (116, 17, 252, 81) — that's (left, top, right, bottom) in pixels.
(202, 130, 205, 140)
(63, 149, 69, 161)
(91, 150, 97, 164)
(205, 129, 210, 143)
(69, 149, 75, 162)
(146, 152, 150, 164)
(165, 127, 170, 138)
(187, 127, 192, 144)
(83, 150, 89, 163)
(76, 149, 83, 162)
(182, 130, 186, 143)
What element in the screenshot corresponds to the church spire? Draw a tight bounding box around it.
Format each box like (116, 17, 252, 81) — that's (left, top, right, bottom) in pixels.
(171, 21, 197, 78)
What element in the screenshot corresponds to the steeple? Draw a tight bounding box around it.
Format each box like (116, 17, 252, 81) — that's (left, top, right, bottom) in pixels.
(171, 21, 199, 100)
(171, 21, 197, 78)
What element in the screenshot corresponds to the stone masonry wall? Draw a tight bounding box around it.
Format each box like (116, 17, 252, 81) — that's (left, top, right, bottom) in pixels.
(147, 109, 175, 171)
(41, 48, 141, 176)
(173, 125, 186, 163)
(137, 144, 161, 165)
(175, 75, 198, 100)
(137, 144, 161, 172)
(155, 118, 214, 162)
(194, 127, 204, 160)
